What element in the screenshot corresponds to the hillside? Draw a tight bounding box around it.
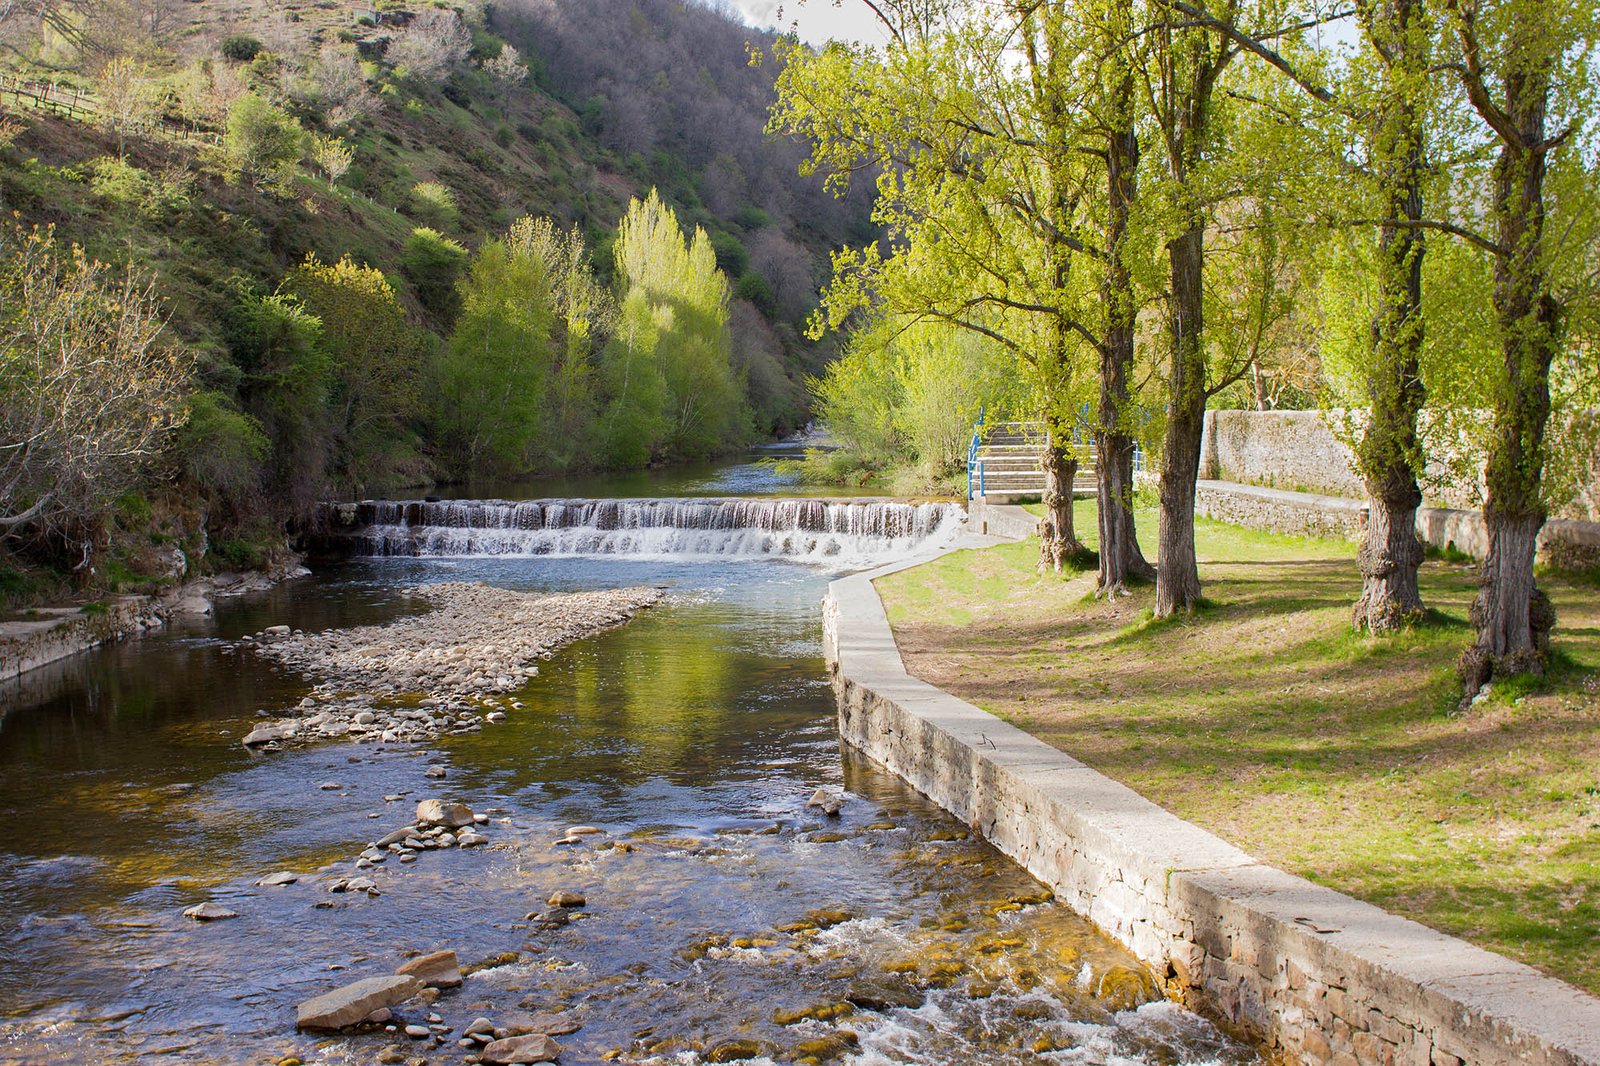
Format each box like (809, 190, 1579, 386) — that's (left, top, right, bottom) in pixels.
(0, 0, 873, 600)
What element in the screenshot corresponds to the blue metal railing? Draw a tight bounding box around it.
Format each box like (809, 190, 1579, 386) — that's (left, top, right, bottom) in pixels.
(966, 406, 985, 501)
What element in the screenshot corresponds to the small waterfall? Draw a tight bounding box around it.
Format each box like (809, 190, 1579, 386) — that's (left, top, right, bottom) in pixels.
(327, 497, 966, 566)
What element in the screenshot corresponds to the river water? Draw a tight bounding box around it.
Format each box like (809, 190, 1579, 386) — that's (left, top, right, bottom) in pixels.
(0, 457, 1261, 1065)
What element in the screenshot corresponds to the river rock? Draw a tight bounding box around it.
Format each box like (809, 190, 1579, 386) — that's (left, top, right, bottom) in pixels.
(806, 789, 844, 816)
(396, 949, 462, 989)
(377, 827, 421, 847)
(182, 901, 238, 921)
(520, 1013, 581, 1036)
(424, 765, 448, 779)
(256, 871, 298, 887)
(546, 891, 585, 908)
(564, 826, 603, 837)
(404, 1023, 431, 1039)
(457, 830, 489, 847)
(296, 975, 422, 1030)
(416, 799, 475, 828)
(481, 1033, 561, 1064)
(525, 907, 569, 927)
(242, 723, 292, 747)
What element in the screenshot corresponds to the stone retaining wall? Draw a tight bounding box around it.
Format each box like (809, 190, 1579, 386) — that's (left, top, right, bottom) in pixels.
(823, 546, 1600, 1066)
(1194, 480, 1600, 569)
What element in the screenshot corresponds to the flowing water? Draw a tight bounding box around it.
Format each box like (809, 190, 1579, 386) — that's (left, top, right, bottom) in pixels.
(0, 455, 1262, 1066)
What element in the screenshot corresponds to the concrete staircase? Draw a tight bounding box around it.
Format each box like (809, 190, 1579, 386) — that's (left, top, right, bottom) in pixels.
(967, 422, 1096, 500)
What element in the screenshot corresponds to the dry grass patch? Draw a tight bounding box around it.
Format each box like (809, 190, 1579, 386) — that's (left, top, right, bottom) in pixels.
(877, 500, 1600, 995)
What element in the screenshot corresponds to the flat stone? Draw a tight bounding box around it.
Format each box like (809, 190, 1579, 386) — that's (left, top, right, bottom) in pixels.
(563, 826, 603, 836)
(416, 799, 475, 828)
(182, 901, 238, 921)
(396, 949, 463, 989)
(481, 1033, 561, 1064)
(525, 907, 570, 927)
(521, 1013, 581, 1036)
(296, 975, 422, 1030)
(377, 827, 421, 847)
(242, 724, 290, 747)
(404, 1023, 431, 1038)
(256, 871, 298, 887)
(546, 891, 585, 908)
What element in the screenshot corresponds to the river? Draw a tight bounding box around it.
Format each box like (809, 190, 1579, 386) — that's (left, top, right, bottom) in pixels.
(0, 455, 1261, 1065)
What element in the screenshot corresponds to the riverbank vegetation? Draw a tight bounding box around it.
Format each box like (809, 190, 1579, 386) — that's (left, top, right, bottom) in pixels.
(0, 0, 869, 603)
(877, 504, 1600, 995)
(771, 0, 1599, 694)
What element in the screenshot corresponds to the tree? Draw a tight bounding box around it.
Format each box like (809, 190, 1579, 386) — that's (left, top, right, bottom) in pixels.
(225, 94, 303, 190)
(485, 42, 527, 104)
(0, 223, 190, 562)
(390, 8, 470, 83)
(612, 190, 744, 460)
(504, 217, 614, 467)
(311, 135, 353, 185)
(436, 239, 556, 476)
(227, 289, 334, 513)
(95, 54, 151, 158)
(402, 226, 468, 324)
(1442, 0, 1599, 693)
(279, 254, 417, 492)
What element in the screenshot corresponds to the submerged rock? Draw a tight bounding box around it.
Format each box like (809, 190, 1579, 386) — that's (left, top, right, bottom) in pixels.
(295, 974, 421, 1030)
(396, 949, 463, 989)
(182, 901, 238, 922)
(255, 871, 298, 887)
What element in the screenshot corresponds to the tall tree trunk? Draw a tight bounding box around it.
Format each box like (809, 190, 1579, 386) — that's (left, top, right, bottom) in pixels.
(1096, 80, 1154, 595)
(1156, 222, 1207, 616)
(1041, 432, 1084, 572)
(1461, 73, 1560, 695)
(1353, 0, 1428, 634)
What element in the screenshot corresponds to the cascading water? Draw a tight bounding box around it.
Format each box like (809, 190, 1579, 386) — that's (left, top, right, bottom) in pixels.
(331, 497, 966, 566)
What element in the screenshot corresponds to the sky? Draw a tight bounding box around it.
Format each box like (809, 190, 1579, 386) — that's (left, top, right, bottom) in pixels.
(724, 0, 891, 46)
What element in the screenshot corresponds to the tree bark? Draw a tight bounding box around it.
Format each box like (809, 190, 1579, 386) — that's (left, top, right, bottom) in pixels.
(1458, 31, 1561, 696)
(1040, 434, 1084, 573)
(1095, 81, 1154, 595)
(1352, 0, 1428, 634)
(1156, 221, 1207, 616)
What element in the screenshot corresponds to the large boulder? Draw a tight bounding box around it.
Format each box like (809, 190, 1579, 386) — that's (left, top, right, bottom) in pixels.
(415, 799, 475, 828)
(396, 949, 462, 989)
(242, 723, 292, 747)
(295, 975, 422, 1030)
(481, 1033, 562, 1064)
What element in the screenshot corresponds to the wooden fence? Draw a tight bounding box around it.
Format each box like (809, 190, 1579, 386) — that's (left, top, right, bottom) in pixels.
(0, 73, 221, 147)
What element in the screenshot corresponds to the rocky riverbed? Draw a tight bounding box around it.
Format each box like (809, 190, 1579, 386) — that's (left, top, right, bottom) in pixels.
(238, 582, 661, 748)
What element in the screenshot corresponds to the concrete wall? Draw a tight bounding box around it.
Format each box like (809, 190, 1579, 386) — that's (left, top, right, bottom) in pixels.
(824, 550, 1600, 1066)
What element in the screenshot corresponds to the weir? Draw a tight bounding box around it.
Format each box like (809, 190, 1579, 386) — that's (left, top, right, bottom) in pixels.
(313, 497, 966, 565)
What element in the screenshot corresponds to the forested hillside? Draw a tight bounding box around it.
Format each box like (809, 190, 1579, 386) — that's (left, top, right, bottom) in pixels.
(0, 0, 872, 600)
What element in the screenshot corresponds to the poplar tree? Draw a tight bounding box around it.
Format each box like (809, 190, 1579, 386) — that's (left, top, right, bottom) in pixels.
(1441, 0, 1599, 693)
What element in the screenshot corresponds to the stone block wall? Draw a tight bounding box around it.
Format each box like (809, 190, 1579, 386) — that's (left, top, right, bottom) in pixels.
(824, 557, 1600, 1066)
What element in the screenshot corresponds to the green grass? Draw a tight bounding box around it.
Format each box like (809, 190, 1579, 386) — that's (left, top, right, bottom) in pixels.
(878, 506, 1600, 995)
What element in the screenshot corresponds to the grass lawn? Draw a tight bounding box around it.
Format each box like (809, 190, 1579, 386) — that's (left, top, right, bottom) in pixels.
(876, 498, 1600, 995)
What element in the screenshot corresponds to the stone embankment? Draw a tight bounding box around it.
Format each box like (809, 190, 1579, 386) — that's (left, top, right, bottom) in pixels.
(0, 562, 310, 682)
(240, 582, 661, 748)
(824, 522, 1600, 1066)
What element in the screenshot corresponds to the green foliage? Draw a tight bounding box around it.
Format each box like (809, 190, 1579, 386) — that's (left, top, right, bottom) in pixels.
(611, 189, 746, 460)
(225, 94, 304, 189)
(87, 158, 190, 222)
(409, 180, 459, 229)
(435, 237, 557, 476)
(279, 254, 417, 492)
(221, 34, 264, 62)
(709, 231, 748, 277)
(403, 227, 468, 323)
(173, 390, 269, 513)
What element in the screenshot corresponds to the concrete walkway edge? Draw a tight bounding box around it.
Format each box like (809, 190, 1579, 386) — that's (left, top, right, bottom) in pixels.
(823, 513, 1600, 1066)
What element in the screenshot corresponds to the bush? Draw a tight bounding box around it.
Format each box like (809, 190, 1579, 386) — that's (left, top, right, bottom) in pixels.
(221, 34, 264, 62)
(173, 391, 269, 514)
(408, 180, 459, 228)
(402, 227, 468, 323)
(735, 271, 776, 316)
(709, 231, 748, 277)
(224, 94, 304, 189)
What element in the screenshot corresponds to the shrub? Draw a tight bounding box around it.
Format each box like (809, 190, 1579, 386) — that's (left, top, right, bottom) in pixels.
(402, 227, 468, 323)
(224, 94, 304, 189)
(220, 34, 264, 62)
(408, 180, 458, 228)
(173, 391, 268, 513)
